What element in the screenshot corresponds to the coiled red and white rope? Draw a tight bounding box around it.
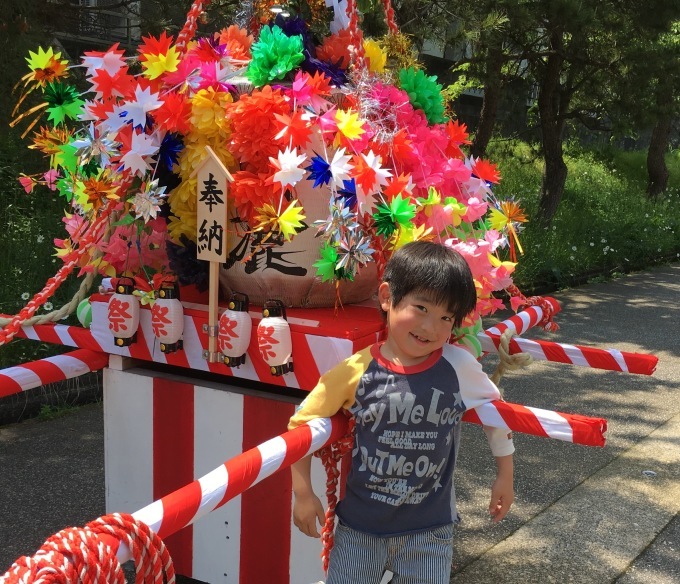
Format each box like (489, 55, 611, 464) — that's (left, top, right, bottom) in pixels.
(0, 513, 174, 584)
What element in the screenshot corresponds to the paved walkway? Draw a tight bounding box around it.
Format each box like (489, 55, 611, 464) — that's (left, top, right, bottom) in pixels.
(0, 264, 678, 583)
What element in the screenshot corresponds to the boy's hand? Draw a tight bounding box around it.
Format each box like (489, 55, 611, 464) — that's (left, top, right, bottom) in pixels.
(293, 492, 326, 538)
(488, 473, 514, 522)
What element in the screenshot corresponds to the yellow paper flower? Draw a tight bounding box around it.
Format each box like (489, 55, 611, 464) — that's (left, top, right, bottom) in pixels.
(190, 88, 233, 138)
(391, 223, 433, 250)
(25, 47, 69, 85)
(363, 39, 387, 73)
(253, 200, 306, 242)
(167, 212, 198, 243)
(335, 109, 365, 142)
(488, 200, 527, 231)
(488, 253, 516, 274)
(141, 46, 181, 80)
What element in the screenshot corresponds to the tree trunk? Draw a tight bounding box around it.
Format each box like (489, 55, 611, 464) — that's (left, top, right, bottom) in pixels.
(536, 30, 568, 226)
(646, 83, 673, 199)
(470, 45, 504, 159)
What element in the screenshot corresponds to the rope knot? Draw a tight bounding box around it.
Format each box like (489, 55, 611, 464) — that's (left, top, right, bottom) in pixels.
(490, 329, 533, 391)
(506, 285, 560, 332)
(0, 513, 175, 584)
(314, 414, 356, 573)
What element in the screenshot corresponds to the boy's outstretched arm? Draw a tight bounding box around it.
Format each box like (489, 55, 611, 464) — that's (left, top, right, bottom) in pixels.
(291, 455, 326, 538)
(489, 454, 514, 522)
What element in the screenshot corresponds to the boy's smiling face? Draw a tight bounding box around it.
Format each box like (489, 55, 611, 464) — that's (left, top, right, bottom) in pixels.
(378, 282, 454, 367)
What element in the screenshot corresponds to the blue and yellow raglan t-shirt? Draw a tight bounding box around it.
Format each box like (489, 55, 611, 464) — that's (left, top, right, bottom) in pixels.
(289, 342, 514, 537)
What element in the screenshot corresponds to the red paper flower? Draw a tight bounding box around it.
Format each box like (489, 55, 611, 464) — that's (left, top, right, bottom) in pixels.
(231, 170, 279, 224)
(229, 86, 291, 170)
(274, 111, 312, 149)
(137, 31, 175, 61)
(216, 25, 254, 62)
(154, 92, 192, 135)
(445, 120, 471, 159)
(471, 158, 501, 184)
(317, 29, 353, 69)
(90, 67, 134, 101)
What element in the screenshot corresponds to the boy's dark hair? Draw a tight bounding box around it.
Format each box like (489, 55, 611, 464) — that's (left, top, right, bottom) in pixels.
(382, 241, 477, 328)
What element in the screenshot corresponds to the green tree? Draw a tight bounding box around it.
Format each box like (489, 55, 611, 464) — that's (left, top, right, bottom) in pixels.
(508, 1, 678, 223)
(642, 22, 680, 198)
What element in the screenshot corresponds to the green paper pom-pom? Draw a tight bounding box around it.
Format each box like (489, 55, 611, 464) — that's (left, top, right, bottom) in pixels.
(453, 317, 483, 358)
(76, 298, 92, 328)
(398, 67, 447, 125)
(246, 25, 305, 87)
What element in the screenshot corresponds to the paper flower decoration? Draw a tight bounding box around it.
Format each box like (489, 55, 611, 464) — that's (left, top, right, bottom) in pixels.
(10, 11, 528, 318)
(131, 179, 168, 222)
(363, 39, 387, 73)
(246, 25, 305, 87)
(316, 29, 353, 69)
(398, 67, 447, 125)
(335, 109, 365, 144)
(314, 242, 340, 282)
(253, 200, 306, 242)
(373, 193, 416, 237)
(138, 32, 181, 80)
(44, 82, 84, 126)
(25, 47, 69, 87)
(271, 146, 307, 190)
(306, 154, 333, 188)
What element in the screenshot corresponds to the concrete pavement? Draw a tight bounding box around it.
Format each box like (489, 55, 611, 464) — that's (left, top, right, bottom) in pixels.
(0, 263, 678, 583)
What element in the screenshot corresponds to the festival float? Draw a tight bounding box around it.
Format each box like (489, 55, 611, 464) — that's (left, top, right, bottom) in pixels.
(0, 1, 658, 583)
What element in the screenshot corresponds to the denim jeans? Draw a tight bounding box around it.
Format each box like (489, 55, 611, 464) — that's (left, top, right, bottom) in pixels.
(326, 522, 454, 584)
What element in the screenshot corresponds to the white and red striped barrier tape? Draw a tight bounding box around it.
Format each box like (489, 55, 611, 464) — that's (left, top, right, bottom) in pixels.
(0, 349, 108, 398)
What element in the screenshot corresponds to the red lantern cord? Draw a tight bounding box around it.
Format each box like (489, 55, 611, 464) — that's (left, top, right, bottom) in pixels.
(346, 0, 400, 69)
(176, 0, 213, 55)
(346, 0, 367, 69)
(381, 0, 399, 34)
(0, 204, 114, 348)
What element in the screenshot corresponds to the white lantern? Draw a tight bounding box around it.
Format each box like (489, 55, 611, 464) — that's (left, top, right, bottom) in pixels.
(257, 300, 293, 376)
(218, 293, 252, 367)
(108, 277, 140, 347)
(151, 283, 184, 353)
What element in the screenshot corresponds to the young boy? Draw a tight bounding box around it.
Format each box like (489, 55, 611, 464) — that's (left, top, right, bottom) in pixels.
(289, 240, 514, 584)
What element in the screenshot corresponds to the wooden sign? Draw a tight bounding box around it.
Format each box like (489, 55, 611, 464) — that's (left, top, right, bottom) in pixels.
(192, 146, 233, 362)
(194, 146, 233, 263)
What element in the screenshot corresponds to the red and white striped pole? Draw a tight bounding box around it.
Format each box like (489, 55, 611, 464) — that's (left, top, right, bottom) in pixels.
(112, 415, 349, 562)
(463, 400, 607, 447)
(108, 401, 606, 562)
(477, 330, 657, 375)
(0, 349, 108, 399)
(0, 403, 607, 581)
(485, 299, 561, 338)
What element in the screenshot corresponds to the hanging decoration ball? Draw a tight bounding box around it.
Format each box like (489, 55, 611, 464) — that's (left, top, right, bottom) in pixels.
(151, 282, 184, 353)
(76, 297, 93, 328)
(257, 299, 293, 376)
(452, 318, 484, 359)
(108, 277, 140, 347)
(218, 292, 252, 367)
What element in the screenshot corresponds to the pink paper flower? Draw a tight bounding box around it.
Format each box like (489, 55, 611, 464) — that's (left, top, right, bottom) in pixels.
(18, 176, 35, 194)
